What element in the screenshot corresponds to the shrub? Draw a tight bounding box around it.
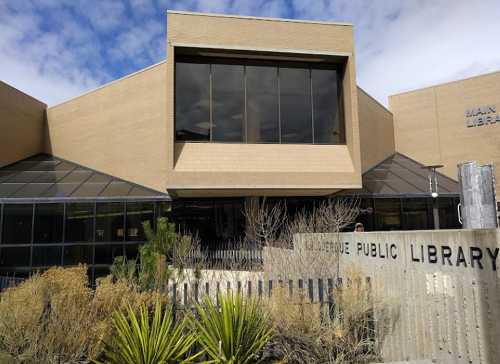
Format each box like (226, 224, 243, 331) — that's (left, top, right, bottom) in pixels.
(95, 299, 199, 364)
(192, 292, 273, 364)
(0, 266, 156, 363)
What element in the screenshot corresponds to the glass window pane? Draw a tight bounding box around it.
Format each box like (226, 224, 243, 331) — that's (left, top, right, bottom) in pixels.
(95, 244, 123, 265)
(125, 244, 140, 261)
(280, 67, 312, 143)
(58, 170, 93, 183)
(212, 64, 245, 142)
(128, 186, 161, 197)
(71, 183, 107, 197)
(175, 62, 210, 141)
(65, 203, 94, 243)
(42, 183, 80, 198)
(96, 203, 124, 242)
(0, 183, 24, 197)
(32, 246, 61, 267)
(35, 171, 70, 183)
(0, 247, 30, 267)
(7, 171, 44, 183)
(33, 204, 64, 244)
(246, 65, 279, 143)
(126, 202, 154, 241)
(312, 69, 344, 144)
(99, 182, 132, 197)
(438, 197, 461, 229)
(63, 245, 93, 266)
(12, 183, 52, 198)
(402, 198, 431, 230)
(2, 204, 33, 244)
(0, 171, 18, 182)
(373, 198, 401, 231)
(86, 173, 112, 183)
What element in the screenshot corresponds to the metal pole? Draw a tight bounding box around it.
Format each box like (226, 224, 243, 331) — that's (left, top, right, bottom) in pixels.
(432, 197, 440, 229)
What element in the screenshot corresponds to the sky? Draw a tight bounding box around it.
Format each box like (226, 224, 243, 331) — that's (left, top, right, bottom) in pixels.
(1, 0, 500, 107)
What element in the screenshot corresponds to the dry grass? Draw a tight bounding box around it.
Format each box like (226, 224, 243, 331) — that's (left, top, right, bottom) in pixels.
(262, 266, 390, 364)
(0, 265, 158, 364)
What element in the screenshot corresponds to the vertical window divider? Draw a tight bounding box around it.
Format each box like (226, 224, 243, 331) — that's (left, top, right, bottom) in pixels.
(310, 67, 315, 144)
(277, 65, 282, 144)
(244, 65, 248, 143)
(209, 64, 213, 142)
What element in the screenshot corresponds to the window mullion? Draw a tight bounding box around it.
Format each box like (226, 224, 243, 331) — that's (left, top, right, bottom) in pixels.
(209, 64, 213, 142)
(310, 67, 314, 144)
(278, 65, 281, 144)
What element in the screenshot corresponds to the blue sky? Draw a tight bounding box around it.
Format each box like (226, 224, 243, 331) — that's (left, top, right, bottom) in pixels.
(1, 0, 500, 106)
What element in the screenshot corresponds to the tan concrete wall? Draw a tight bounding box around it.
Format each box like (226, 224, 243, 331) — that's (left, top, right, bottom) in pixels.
(166, 11, 361, 197)
(46, 62, 168, 192)
(357, 87, 395, 171)
(0, 81, 46, 167)
(390, 71, 500, 190)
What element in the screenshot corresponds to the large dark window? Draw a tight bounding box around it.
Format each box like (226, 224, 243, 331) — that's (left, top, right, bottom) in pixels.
(2, 204, 33, 244)
(95, 203, 124, 242)
(312, 69, 344, 144)
(212, 63, 245, 142)
(65, 203, 94, 243)
(246, 65, 279, 143)
(33, 203, 64, 244)
(401, 198, 431, 230)
(32, 246, 62, 267)
(126, 202, 154, 241)
(175, 62, 211, 141)
(175, 55, 344, 145)
(0, 247, 30, 267)
(63, 245, 93, 266)
(280, 67, 312, 143)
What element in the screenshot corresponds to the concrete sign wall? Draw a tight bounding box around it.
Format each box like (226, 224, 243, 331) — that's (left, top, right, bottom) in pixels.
(299, 229, 500, 364)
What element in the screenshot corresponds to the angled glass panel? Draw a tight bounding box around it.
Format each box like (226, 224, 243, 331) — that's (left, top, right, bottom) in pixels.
(99, 182, 132, 197)
(402, 198, 431, 230)
(246, 65, 279, 143)
(312, 68, 344, 144)
(32, 246, 62, 267)
(5, 161, 40, 171)
(2, 204, 33, 244)
(58, 170, 93, 183)
(28, 160, 62, 171)
(126, 202, 154, 241)
(95, 244, 123, 265)
(65, 203, 94, 243)
(96, 202, 124, 242)
(280, 67, 312, 143)
(12, 183, 52, 198)
(212, 63, 245, 142)
(0, 183, 24, 197)
(42, 183, 80, 198)
(36, 171, 70, 183)
(7, 171, 44, 183)
(175, 61, 211, 141)
(33, 203, 64, 244)
(63, 245, 93, 266)
(53, 162, 76, 171)
(71, 183, 107, 197)
(0, 247, 30, 267)
(86, 173, 112, 183)
(0, 170, 18, 182)
(128, 186, 162, 197)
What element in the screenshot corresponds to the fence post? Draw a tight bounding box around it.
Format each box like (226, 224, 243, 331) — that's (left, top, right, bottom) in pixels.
(247, 281, 252, 297)
(172, 283, 177, 323)
(216, 282, 220, 307)
(194, 281, 199, 303)
(327, 278, 334, 321)
(308, 278, 314, 303)
(258, 280, 263, 298)
(205, 282, 209, 297)
(288, 279, 293, 297)
(268, 280, 273, 298)
(237, 281, 242, 295)
(318, 278, 324, 322)
(183, 283, 188, 307)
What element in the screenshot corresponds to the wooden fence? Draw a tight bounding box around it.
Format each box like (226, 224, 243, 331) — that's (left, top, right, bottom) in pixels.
(0, 276, 25, 291)
(185, 245, 263, 271)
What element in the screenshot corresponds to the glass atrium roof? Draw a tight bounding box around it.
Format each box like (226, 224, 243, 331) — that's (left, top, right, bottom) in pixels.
(339, 153, 460, 197)
(0, 154, 170, 202)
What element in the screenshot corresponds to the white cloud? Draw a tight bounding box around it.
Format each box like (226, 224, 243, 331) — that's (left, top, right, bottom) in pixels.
(1, 0, 499, 108)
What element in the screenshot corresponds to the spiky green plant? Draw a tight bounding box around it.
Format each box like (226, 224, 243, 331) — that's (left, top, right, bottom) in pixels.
(95, 299, 200, 364)
(192, 292, 273, 364)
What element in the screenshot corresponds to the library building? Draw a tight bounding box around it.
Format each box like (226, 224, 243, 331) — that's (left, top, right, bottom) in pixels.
(1, 11, 499, 279)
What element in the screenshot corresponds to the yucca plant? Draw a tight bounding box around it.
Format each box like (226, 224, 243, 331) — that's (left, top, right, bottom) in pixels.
(95, 299, 200, 364)
(192, 292, 273, 364)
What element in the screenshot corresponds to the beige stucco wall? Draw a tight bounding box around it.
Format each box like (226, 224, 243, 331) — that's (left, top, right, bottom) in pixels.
(357, 87, 395, 172)
(166, 11, 362, 197)
(0, 81, 46, 167)
(45, 62, 168, 192)
(390, 71, 500, 190)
